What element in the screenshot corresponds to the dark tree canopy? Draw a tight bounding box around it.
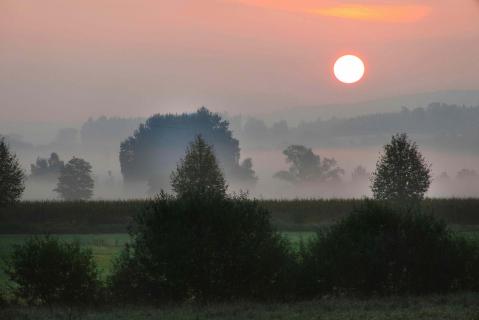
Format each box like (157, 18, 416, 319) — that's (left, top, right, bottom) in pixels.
(54, 157, 94, 200)
(119, 107, 256, 187)
(0, 138, 25, 206)
(30, 153, 64, 180)
(171, 135, 227, 199)
(274, 145, 344, 183)
(371, 133, 431, 202)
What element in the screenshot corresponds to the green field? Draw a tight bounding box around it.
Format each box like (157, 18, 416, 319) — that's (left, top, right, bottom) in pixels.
(0, 232, 316, 290)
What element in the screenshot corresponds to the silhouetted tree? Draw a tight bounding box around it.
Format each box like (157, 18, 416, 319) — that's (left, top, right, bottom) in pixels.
(371, 133, 431, 202)
(437, 171, 450, 182)
(456, 168, 478, 180)
(0, 138, 25, 206)
(230, 158, 258, 186)
(119, 107, 256, 186)
(351, 165, 369, 182)
(54, 157, 94, 200)
(30, 153, 64, 180)
(274, 145, 344, 183)
(171, 135, 227, 199)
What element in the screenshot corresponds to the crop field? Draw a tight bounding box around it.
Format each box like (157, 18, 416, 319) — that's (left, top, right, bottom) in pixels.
(2, 199, 479, 234)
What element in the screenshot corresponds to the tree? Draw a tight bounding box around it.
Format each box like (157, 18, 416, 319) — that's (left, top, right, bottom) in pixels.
(119, 107, 256, 187)
(6, 236, 100, 307)
(351, 165, 369, 182)
(274, 145, 344, 183)
(0, 138, 25, 206)
(456, 168, 478, 180)
(54, 157, 94, 200)
(371, 133, 431, 202)
(170, 135, 227, 199)
(30, 152, 64, 180)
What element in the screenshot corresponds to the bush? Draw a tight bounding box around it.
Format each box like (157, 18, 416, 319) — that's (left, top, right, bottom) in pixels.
(300, 201, 478, 296)
(109, 192, 296, 303)
(6, 236, 101, 306)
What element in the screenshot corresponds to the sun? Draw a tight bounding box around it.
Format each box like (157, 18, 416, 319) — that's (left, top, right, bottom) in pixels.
(333, 55, 365, 84)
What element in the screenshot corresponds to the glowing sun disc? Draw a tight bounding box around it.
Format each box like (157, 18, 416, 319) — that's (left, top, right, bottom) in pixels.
(334, 55, 365, 84)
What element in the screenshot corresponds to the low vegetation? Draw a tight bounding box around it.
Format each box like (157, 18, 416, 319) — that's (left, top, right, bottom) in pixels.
(5, 236, 101, 307)
(2, 199, 479, 234)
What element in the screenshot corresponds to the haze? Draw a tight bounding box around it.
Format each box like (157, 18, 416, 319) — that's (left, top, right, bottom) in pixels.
(2, 0, 479, 123)
(1, 0, 479, 199)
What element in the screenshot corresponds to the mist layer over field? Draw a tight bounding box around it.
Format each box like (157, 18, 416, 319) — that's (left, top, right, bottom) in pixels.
(5, 105, 479, 200)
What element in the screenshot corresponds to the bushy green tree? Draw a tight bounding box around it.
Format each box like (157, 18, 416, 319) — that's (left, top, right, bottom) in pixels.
(109, 192, 294, 302)
(111, 136, 294, 302)
(0, 138, 24, 207)
(171, 135, 227, 199)
(54, 157, 94, 200)
(300, 201, 478, 296)
(6, 236, 101, 306)
(371, 133, 431, 202)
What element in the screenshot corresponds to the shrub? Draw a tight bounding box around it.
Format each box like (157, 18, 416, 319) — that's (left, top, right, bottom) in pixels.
(300, 201, 478, 296)
(109, 192, 296, 303)
(6, 236, 101, 306)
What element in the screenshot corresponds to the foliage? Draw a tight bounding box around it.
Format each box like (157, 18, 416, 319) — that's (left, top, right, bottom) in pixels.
(371, 133, 431, 204)
(109, 193, 295, 302)
(171, 135, 227, 199)
(300, 201, 478, 296)
(0, 138, 25, 207)
(274, 145, 344, 183)
(54, 157, 94, 200)
(119, 107, 256, 186)
(30, 153, 64, 180)
(5, 236, 101, 306)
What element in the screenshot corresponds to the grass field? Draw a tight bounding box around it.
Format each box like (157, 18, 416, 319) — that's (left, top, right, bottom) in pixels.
(0, 232, 316, 290)
(3, 293, 479, 319)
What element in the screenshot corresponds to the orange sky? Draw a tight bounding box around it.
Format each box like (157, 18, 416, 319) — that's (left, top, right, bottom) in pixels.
(1, 0, 479, 122)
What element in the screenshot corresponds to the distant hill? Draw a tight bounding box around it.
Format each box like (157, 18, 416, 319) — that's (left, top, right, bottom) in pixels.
(260, 90, 479, 125)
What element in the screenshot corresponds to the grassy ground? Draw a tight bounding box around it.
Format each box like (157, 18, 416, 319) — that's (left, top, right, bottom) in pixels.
(0, 232, 316, 290)
(3, 293, 479, 319)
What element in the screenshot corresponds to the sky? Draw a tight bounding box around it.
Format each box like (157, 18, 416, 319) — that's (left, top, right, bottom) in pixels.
(1, 0, 479, 124)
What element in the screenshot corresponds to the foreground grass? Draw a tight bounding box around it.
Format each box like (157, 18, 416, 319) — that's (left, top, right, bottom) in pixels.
(3, 293, 479, 319)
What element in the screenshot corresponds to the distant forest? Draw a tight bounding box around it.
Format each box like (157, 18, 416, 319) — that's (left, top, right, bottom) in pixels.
(3, 103, 478, 155)
(229, 103, 479, 151)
